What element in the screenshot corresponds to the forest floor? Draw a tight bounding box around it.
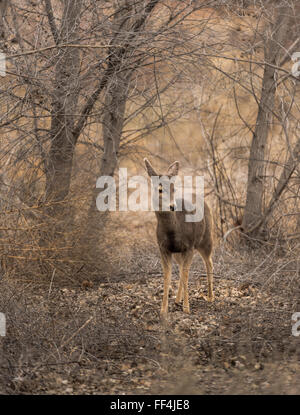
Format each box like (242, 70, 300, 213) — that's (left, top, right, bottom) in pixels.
(0, 236, 299, 394)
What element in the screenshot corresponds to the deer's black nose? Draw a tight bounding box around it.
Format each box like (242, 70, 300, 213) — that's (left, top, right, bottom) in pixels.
(170, 204, 175, 211)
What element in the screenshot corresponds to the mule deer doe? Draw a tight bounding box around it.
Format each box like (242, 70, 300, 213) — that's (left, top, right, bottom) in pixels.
(144, 158, 214, 319)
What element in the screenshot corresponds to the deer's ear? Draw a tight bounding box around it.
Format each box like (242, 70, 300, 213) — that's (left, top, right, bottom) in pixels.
(144, 158, 158, 177)
(167, 161, 179, 176)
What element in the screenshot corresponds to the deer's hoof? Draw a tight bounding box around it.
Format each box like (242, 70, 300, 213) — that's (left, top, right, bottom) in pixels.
(160, 310, 168, 321)
(204, 295, 214, 303)
(183, 306, 190, 314)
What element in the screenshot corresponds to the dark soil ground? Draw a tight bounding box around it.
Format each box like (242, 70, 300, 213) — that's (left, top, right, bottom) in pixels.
(0, 241, 299, 394)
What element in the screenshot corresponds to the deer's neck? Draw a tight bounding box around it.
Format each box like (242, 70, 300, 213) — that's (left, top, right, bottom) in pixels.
(155, 211, 178, 231)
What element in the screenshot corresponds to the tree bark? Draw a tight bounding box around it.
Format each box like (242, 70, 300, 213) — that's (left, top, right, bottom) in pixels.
(45, 0, 82, 207)
(242, 6, 292, 238)
(253, 136, 300, 233)
(84, 66, 131, 256)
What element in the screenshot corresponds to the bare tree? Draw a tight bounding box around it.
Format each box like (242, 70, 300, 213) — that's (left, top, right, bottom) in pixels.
(0, 1, 217, 210)
(0, 0, 224, 274)
(242, 3, 295, 238)
(45, 0, 83, 205)
(191, 1, 300, 243)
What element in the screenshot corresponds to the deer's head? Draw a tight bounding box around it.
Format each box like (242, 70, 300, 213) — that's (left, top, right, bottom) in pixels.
(144, 158, 179, 212)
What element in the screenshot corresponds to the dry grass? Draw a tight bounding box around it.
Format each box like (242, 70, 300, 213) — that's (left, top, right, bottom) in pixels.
(0, 209, 299, 394)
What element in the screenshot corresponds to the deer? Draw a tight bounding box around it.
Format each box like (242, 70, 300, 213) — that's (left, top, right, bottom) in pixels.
(144, 158, 214, 319)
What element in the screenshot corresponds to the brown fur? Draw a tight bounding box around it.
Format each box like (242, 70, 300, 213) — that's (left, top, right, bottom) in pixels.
(144, 158, 214, 319)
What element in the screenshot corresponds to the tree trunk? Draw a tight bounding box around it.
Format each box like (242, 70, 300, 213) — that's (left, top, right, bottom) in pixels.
(242, 6, 292, 238)
(84, 0, 160, 250)
(83, 73, 130, 266)
(255, 136, 300, 233)
(0, 0, 8, 37)
(45, 0, 82, 208)
(100, 85, 127, 177)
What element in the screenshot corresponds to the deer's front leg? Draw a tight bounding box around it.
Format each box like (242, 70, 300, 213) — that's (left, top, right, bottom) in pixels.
(175, 254, 183, 304)
(181, 252, 194, 314)
(160, 252, 172, 319)
(205, 255, 214, 302)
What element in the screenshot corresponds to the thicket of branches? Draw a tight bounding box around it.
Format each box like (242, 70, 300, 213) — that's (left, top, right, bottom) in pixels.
(0, 0, 300, 279)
